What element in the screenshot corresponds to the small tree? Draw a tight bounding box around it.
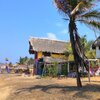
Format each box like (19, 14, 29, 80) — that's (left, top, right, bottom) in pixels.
(5, 58, 9, 62)
(5, 58, 9, 65)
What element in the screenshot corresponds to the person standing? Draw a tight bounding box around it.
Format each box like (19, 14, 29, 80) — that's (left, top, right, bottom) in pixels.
(6, 64, 10, 73)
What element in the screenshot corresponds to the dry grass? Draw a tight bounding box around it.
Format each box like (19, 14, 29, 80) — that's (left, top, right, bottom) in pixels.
(0, 74, 100, 100)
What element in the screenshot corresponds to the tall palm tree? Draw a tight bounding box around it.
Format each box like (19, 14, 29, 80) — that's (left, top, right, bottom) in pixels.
(54, 0, 100, 87)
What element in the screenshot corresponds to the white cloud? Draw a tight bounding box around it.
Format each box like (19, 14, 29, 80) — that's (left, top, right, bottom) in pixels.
(61, 29, 68, 34)
(30, 32, 58, 40)
(47, 33, 58, 40)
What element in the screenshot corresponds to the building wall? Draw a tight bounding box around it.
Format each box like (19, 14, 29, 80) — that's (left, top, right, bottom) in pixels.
(51, 53, 65, 59)
(96, 47, 100, 59)
(37, 52, 65, 59)
(38, 52, 43, 59)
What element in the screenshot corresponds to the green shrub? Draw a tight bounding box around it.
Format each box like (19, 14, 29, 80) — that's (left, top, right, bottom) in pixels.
(61, 63, 68, 75)
(42, 62, 58, 77)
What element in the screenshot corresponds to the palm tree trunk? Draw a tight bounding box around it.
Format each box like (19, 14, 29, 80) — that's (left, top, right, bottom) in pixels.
(69, 17, 82, 87)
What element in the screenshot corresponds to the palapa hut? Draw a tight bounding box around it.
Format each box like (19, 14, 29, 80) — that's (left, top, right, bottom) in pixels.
(92, 36, 100, 59)
(29, 37, 68, 75)
(29, 37, 67, 59)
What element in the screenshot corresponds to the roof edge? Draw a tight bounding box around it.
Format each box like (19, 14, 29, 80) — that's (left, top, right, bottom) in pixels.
(29, 36, 69, 43)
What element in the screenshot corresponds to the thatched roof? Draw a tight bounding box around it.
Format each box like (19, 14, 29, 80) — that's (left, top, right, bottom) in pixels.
(43, 57, 66, 63)
(14, 65, 28, 70)
(92, 36, 100, 49)
(29, 37, 67, 54)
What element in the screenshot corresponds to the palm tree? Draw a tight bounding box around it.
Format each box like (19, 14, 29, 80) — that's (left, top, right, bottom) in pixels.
(54, 0, 100, 87)
(5, 58, 9, 64)
(80, 36, 96, 58)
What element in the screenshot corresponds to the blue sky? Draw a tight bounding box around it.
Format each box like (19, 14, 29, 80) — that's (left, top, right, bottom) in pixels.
(0, 0, 100, 63)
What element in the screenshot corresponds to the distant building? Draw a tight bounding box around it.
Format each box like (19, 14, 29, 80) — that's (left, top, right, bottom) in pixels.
(0, 63, 6, 69)
(92, 36, 100, 59)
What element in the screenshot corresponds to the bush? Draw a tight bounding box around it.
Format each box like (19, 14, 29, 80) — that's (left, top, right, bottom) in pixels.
(61, 63, 68, 75)
(42, 62, 58, 77)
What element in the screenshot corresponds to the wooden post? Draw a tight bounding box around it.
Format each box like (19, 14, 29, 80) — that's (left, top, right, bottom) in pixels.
(67, 61, 69, 73)
(88, 61, 90, 82)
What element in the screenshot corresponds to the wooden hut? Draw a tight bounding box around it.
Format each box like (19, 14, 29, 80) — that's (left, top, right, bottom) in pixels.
(29, 37, 68, 75)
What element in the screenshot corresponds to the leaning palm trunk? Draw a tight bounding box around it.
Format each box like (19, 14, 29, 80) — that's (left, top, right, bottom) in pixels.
(69, 17, 89, 87)
(69, 17, 82, 87)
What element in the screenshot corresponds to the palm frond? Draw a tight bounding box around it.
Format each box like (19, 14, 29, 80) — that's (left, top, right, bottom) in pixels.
(54, 0, 94, 17)
(54, 0, 72, 15)
(68, 0, 78, 8)
(79, 20, 100, 32)
(80, 9, 100, 20)
(71, 1, 85, 15)
(71, 0, 94, 16)
(54, 0, 66, 13)
(54, 0, 82, 16)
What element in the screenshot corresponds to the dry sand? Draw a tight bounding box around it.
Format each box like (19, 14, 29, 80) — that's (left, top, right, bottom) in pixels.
(0, 74, 100, 100)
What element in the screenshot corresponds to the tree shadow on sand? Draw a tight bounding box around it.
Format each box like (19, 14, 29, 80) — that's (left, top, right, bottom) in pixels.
(82, 80, 100, 83)
(14, 84, 100, 99)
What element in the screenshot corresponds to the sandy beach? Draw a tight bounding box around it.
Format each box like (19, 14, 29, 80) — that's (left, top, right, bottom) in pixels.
(0, 74, 100, 100)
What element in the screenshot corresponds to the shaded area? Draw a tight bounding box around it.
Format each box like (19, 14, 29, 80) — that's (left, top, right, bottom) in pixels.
(14, 84, 100, 100)
(82, 80, 100, 83)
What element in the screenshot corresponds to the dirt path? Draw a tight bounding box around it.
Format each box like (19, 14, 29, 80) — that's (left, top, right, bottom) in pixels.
(0, 87, 11, 100)
(0, 74, 100, 100)
(0, 75, 12, 100)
